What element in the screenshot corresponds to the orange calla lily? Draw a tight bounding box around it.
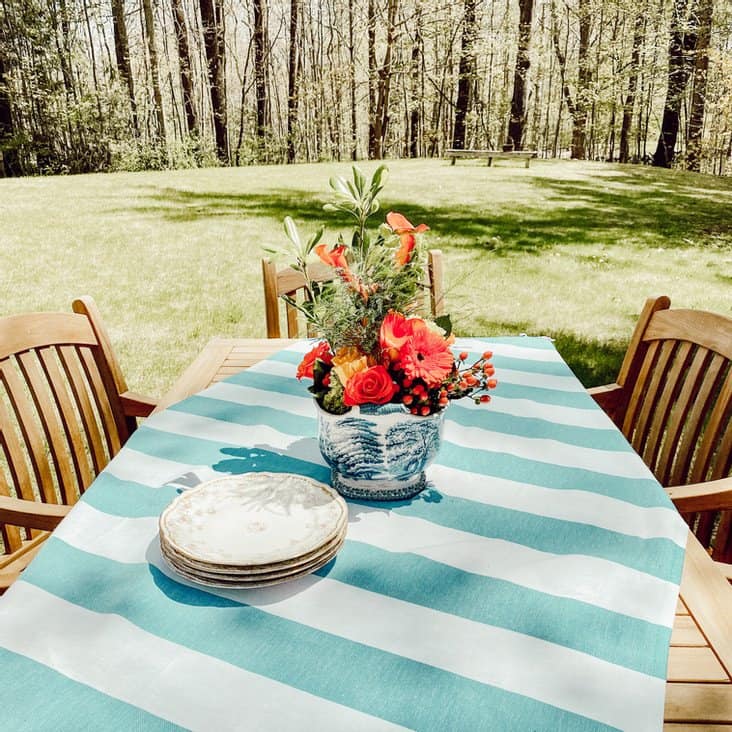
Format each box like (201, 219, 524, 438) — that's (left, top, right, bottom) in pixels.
(386, 212, 429, 266)
(314, 243, 349, 269)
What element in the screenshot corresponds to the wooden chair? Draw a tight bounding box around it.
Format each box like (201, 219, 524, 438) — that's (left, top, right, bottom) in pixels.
(0, 296, 157, 592)
(589, 296, 732, 574)
(262, 250, 446, 339)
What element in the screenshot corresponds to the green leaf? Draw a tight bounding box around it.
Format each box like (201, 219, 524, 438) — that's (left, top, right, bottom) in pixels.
(434, 314, 452, 336)
(284, 216, 301, 247)
(329, 176, 350, 196)
(352, 166, 366, 195)
(306, 226, 324, 253)
(371, 165, 388, 192)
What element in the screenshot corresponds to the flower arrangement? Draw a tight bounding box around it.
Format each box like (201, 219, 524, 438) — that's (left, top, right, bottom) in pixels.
(280, 166, 496, 416)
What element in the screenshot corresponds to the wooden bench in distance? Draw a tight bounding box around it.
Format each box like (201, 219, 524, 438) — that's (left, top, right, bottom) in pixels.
(446, 149, 538, 168)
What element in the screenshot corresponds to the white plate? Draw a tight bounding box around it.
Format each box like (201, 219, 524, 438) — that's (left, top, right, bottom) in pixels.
(160, 521, 347, 576)
(159, 472, 348, 566)
(160, 530, 346, 588)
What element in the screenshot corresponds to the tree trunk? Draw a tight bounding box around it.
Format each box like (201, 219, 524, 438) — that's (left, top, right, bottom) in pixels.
(507, 0, 534, 150)
(571, 0, 591, 159)
(0, 54, 21, 176)
(619, 10, 644, 163)
(653, 0, 698, 168)
(286, 0, 299, 163)
(170, 0, 197, 134)
(686, 0, 713, 172)
(367, 0, 377, 157)
(253, 0, 269, 148)
(452, 0, 477, 150)
(407, 2, 423, 157)
(371, 0, 397, 159)
(110, 0, 139, 134)
(348, 0, 357, 160)
(200, 0, 229, 162)
(142, 0, 166, 143)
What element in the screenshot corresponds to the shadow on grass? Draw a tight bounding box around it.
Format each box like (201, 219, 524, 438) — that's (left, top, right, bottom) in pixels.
(129, 166, 732, 255)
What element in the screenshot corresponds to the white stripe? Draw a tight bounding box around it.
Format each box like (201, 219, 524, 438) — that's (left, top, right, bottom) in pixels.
(428, 464, 688, 547)
(198, 380, 612, 431)
(104, 446, 686, 547)
(106, 448, 220, 487)
(455, 338, 563, 362)
(444, 419, 652, 479)
(50, 507, 665, 732)
(459, 394, 614, 429)
(345, 506, 680, 626)
(57, 503, 679, 627)
(201, 381, 317, 418)
(261, 358, 581, 393)
(143, 409, 325, 464)
(146, 408, 648, 484)
(0, 583, 404, 732)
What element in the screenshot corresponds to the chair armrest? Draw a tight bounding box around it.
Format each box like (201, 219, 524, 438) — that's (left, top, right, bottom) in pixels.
(666, 476, 732, 513)
(0, 496, 71, 532)
(587, 383, 625, 420)
(120, 391, 157, 418)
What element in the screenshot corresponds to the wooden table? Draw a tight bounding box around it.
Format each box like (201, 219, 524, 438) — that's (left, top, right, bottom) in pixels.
(159, 337, 732, 730)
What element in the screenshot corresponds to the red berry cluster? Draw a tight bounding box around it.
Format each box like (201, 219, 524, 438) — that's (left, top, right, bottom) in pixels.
(397, 350, 498, 415)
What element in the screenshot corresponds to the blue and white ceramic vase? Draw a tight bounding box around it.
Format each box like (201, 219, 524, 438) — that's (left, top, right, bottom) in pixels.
(315, 401, 446, 501)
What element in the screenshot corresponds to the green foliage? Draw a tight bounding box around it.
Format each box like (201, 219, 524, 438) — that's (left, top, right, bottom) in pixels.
(281, 165, 428, 356)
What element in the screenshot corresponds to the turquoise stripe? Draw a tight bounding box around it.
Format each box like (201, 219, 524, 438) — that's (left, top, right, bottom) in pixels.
(119, 424, 682, 582)
(491, 380, 595, 408)
(268, 346, 575, 379)
(378, 490, 686, 583)
(437, 441, 669, 508)
(127, 425, 330, 484)
(135, 408, 669, 511)
(448, 404, 628, 451)
(225, 369, 306, 397)
(227, 364, 597, 410)
(83, 473, 179, 516)
(319, 541, 671, 678)
(169, 394, 317, 437)
(0, 647, 182, 730)
(24, 541, 617, 732)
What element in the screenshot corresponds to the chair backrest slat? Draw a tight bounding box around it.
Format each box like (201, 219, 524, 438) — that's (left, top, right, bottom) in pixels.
(77, 347, 125, 457)
(38, 347, 94, 494)
(58, 345, 109, 476)
(0, 465, 23, 552)
(669, 352, 726, 487)
(655, 345, 710, 485)
(17, 350, 79, 506)
(690, 370, 732, 484)
(1, 360, 58, 504)
(0, 389, 36, 505)
(643, 341, 694, 477)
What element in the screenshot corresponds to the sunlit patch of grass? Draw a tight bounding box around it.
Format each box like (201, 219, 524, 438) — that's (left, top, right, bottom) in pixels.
(1, 158, 730, 395)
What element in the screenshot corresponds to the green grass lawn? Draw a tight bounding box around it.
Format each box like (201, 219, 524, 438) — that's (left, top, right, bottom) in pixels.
(1, 158, 730, 397)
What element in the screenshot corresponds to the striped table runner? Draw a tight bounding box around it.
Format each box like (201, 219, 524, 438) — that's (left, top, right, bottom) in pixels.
(0, 337, 687, 731)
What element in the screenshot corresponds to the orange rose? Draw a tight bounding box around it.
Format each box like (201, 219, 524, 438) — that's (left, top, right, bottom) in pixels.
(343, 365, 398, 406)
(332, 346, 372, 386)
(296, 341, 333, 380)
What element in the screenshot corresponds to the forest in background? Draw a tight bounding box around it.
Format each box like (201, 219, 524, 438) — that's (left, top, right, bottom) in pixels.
(0, 0, 730, 177)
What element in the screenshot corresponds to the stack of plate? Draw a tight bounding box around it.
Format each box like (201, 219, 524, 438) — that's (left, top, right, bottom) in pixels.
(159, 472, 348, 588)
